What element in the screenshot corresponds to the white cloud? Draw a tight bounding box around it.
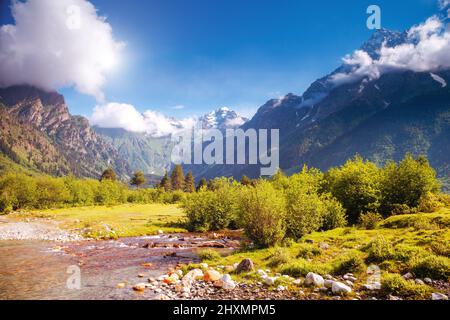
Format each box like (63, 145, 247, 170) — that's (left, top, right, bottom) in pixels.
(331, 16, 450, 86)
(0, 0, 123, 101)
(439, 0, 450, 9)
(90, 102, 196, 137)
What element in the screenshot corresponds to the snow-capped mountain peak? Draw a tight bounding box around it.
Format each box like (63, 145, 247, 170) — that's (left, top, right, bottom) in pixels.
(199, 107, 248, 130)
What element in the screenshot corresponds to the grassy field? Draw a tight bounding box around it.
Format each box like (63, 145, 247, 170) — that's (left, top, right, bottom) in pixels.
(196, 208, 450, 299)
(13, 203, 186, 238)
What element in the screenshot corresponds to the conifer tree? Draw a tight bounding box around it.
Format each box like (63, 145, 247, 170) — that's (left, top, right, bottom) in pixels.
(170, 165, 185, 191)
(184, 171, 196, 193)
(160, 171, 171, 191)
(197, 177, 207, 191)
(131, 171, 146, 188)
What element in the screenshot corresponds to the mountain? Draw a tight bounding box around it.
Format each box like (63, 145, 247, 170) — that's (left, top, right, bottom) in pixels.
(197, 29, 450, 189)
(199, 107, 248, 130)
(0, 85, 130, 179)
(93, 107, 248, 177)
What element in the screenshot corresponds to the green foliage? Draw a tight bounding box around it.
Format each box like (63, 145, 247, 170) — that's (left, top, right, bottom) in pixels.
(267, 247, 291, 267)
(197, 177, 207, 191)
(160, 171, 171, 191)
(380, 155, 441, 215)
(100, 168, 117, 181)
(325, 156, 381, 223)
(296, 243, 321, 259)
(410, 255, 450, 280)
(284, 166, 326, 240)
(170, 165, 185, 191)
(417, 192, 444, 213)
(332, 250, 365, 275)
(358, 212, 383, 230)
(183, 179, 239, 232)
(240, 175, 252, 186)
(365, 235, 394, 263)
(198, 249, 222, 261)
(429, 241, 450, 258)
(381, 273, 432, 299)
(131, 171, 146, 188)
(321, 195, 347, 230)
(183, 171, 196, 193)
(238, 181, 286, 248)
(280, 259, 331, 277)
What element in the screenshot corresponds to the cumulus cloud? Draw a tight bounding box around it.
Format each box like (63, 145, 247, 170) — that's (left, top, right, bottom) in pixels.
(0, 0, 123, 101)
(331, 16, 450, 86)
(90, 102, 196, 137)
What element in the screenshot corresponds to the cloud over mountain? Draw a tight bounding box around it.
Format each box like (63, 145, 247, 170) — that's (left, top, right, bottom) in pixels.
(332, 15, 450, 86)
(0, 0, 123, 101)
(90, 102, 196, 137)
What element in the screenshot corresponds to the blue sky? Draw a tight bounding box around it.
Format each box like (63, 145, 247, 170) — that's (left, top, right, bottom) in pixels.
(0, 0, 441, 119)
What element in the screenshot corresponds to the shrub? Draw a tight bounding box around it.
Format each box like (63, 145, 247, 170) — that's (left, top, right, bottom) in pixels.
(238, 181, 286, 248)
(358, 212, 383, 230)
(280, 259, 331, 277)
(410, 255, 450, 280)
(296, 243, 321, 259)
(198, 249, 221, 261)
(324, 156, 381, 223)
(284, 168, 326, 239)
(381, 273, 432, 299)
(392, 244, 428, 263)
(332, 251, 365, 275)
(321, 195, 347, 230)
(417, 192, 444, 213)
(267, 247, 291, 267)
(365, 236, 394, 263)
(380, 155, 441, 216)
(183, 182, 239, 232)
(429, 241, 450, 258)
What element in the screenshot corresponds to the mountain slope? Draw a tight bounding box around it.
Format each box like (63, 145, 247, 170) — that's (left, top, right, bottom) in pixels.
(0, 85, 130, 179)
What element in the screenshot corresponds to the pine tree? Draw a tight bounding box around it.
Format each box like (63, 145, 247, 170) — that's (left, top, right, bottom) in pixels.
(131, 171, 146, 188)
(197, 177, 207, 191)
(184, 171, 196, 193)
(160, 171, 171, 191)
(240, 175, 251, 186)
(170, 165, 185, 191)
(100, 167, 117, 181)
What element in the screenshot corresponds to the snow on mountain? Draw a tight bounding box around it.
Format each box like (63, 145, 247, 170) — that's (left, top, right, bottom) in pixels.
(430, 73, 447, 87)
(198, 107, 248, 130)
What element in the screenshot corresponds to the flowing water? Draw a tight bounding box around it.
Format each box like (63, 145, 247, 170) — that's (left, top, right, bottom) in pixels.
(0, 233, 236, 300)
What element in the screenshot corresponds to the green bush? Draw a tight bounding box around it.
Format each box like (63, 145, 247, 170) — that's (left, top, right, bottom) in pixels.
(410, 255, 450, 280)
(321, 195, 347, 230)
(392, 244, 428, 263)
(332, 250, 365, 275)
(380, 155, 441, 215)
(284, 168, 326, 240)
(280, 259, 331, 277)
(358, 212, 383, 230)
(381, 273, 432, 299)
(267, 247, 291, 267)
(183, 181, 239, 232)
(296, 243, 321, 259)
(365, 235, 394, 262)
(238, 181, 286, 248)
(429, 241, 450, 258)
(324, 156, 381, 223)
(417, 192, 444, 213)
(198, 249, 222, 261)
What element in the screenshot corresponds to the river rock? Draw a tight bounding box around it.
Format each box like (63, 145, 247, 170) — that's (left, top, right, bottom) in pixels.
(257, 269, 267, 277)
(432, 293, 449, 300)
(319, 242, 330, 250)
(293, 279, 303, 286)
(415, 279, 425, 285)
(235, 258, 254, 273)
(277, 285, 286, 292)
(305, 272, 324, 287)
(424, 278, 432, 284)
(214, 274, 236, 290)
(324, 279, 334, 288)
(182, 269, 204, 287)
(332, 281, 352, 294)
(133, 283, 146, 291)
(116, 282, 126, 289)
(204, 270, 222, 282)
(264, 276, 277, 286)
(402, 272, 414, 280)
